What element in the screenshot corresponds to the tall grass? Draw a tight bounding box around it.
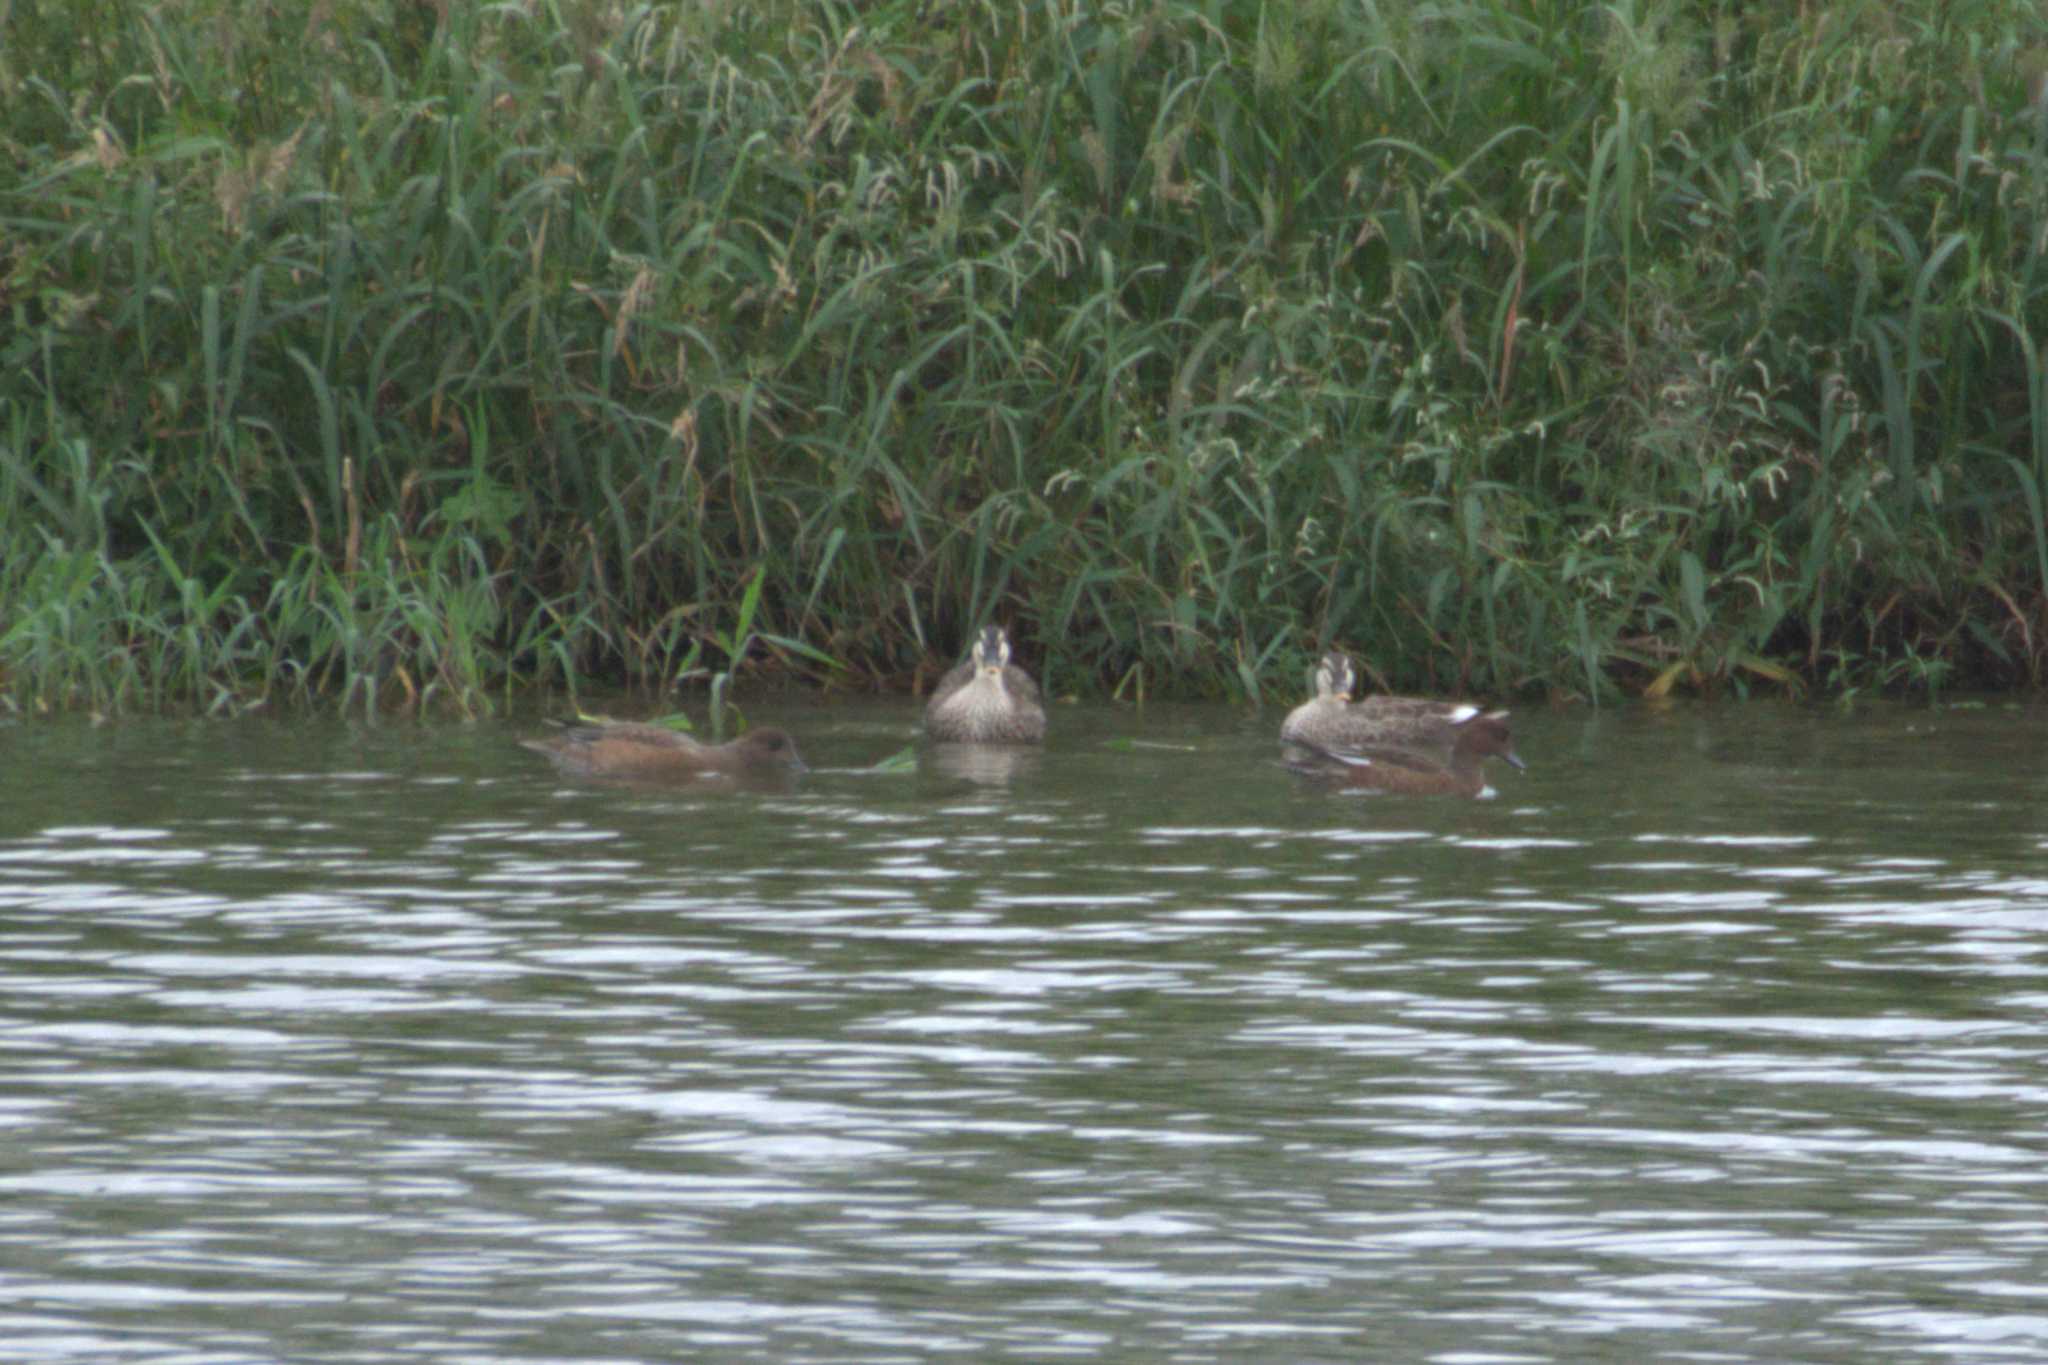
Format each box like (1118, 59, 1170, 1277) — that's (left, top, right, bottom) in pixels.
(5, 0, 2048, 714)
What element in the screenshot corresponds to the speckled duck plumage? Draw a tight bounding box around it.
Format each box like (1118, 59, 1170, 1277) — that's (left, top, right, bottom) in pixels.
(1291, 709, 1525, 798)
(924, 625, 1047, 744)
(1279, 652, 1491, 754)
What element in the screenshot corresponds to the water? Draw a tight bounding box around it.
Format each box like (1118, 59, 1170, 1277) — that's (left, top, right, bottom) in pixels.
(5, 697, 2048, 1361)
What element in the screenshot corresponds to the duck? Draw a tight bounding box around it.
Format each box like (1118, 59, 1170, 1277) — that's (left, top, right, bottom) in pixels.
(924, 624, 1047, 743)
(520, 720, 806, 779)
(1279, 651, 1489, 754)
(1290, 709, 1525, 798)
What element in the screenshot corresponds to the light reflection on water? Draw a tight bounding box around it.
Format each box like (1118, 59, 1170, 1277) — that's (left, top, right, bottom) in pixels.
(3, 700, 2048, 1359)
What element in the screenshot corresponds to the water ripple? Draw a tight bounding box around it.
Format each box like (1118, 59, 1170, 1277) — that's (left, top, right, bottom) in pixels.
(5, 704, 2048, 1359)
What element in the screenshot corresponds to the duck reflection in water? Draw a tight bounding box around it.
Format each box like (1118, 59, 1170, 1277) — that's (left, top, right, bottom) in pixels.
(1285, 709, 1525, 799)
(925, 741, 1041, 788)
(521, 720, 806, 785)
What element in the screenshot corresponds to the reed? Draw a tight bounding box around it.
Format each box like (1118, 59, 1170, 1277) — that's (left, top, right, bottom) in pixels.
(5, 0, 2048, 714)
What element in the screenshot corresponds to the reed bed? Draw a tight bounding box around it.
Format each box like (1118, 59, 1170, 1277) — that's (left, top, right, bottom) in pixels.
(5, 0, 2048, 713)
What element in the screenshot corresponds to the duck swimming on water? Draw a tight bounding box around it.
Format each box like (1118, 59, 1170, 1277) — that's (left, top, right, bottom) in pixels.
(924, 625, 1047, 744)
(1289, 708, 1525, 798)
(521, 721, 806, 780)
(1280, 651, 1493, 755)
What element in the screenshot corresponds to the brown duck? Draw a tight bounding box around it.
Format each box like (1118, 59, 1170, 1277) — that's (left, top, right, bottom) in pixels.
(521, 721, 806, 780)
(1281, 652, 1491, 755)
(1289, 709, 1525, 798)
(924, 625, 1047, 743)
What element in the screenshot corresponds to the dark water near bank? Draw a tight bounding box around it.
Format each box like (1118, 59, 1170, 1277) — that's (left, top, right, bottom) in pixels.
(5, 697, 2048, 1362)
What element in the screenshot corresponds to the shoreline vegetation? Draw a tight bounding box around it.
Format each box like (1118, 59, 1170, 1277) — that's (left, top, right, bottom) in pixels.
(7, 1, 2048, 716)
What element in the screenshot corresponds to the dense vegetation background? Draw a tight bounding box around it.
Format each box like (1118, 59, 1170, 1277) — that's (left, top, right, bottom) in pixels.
(7, 0, 2048, 714)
